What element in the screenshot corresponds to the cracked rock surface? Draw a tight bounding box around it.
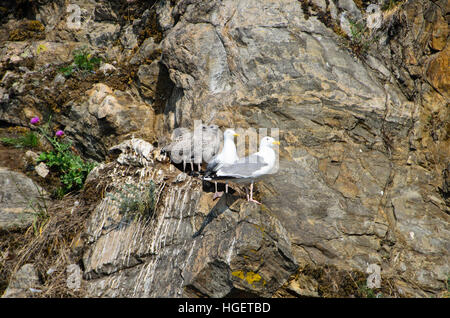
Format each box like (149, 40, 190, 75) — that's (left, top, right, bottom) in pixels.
(1, 0, 448, 297)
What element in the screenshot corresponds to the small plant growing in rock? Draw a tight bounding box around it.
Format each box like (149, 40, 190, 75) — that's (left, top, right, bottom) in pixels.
(357, 281, 382, 298)
(37, 140, 96, 196)
(31, 116, 96, 196)
(0, 131, 39, 148)
(107, 181, 157, 221)
(28, 185, 50, 236)
(59, 46, 102, 77)
(347, 18, 378, 58)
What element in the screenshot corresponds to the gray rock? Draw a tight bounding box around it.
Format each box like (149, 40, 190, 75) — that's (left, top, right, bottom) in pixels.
(156, 0, 448, 297)
(98, 63, 117, 76)
(109, 138, 154, 167)
(120, 25, 138, 50)
(156, 0, 175, 31)
(2, 264, 42, 298)
(35, 162, 49, 178)
(137, 60, 161, 99)
(0, 0, 447, 298)
(63, 83, 155, 160)
(52, 73, 66, 86)
(66, 264, 82, 291)
(0, 167, 48, 231)
(82, 161, 297, 297)
(25, 150, 39, 163)
(129, 37, 161, 65)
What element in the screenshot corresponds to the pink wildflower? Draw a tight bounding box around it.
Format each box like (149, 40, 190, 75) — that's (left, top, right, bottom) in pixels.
(30, 116, 40, 125)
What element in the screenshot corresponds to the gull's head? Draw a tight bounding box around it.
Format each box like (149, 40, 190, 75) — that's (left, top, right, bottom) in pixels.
(208, 124, 219, 131)
(260, 136, 280, 148)
(223, 128, 239, 139)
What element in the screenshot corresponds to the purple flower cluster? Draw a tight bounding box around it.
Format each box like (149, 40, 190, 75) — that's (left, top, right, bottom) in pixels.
(30, 116, 40, 125)
(30, 117, 64, 137)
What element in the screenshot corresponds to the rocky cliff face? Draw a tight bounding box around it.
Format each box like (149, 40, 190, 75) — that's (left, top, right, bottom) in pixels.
(0, 0, 448, 297)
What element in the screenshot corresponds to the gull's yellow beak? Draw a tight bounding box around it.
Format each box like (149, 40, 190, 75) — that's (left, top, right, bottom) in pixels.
(233, 133, 239, 137)
(273, 141, 280, 145)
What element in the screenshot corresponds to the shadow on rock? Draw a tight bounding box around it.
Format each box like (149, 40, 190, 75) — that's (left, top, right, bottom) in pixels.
(192, 193, 238, 238)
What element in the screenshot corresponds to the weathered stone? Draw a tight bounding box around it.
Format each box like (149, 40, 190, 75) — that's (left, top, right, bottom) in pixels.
(66, 264, 82, 291)
(52, 73, 66, 86)
(0, 0, 448, 298)
(426, 45, 449, 99)
(34, 162, 49, 178)
(129, 37, 161, 65)
(25, 150, 39, 163)
(98, 62, 117, 76)
(2, 264, 42, 298)
(63, 83, 155, 160)
(109, 138, 154, 167)
(81, 155, 297, 297)
(0, 167, 48, 231)
(137, 60, 161, 99)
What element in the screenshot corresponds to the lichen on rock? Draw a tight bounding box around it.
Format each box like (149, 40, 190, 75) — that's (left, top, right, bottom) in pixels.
(0, 0, 448, 298)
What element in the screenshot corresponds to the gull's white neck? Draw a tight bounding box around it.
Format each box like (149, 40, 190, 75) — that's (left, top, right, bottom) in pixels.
(258, 145, 276, 166)
(220, 136, 238, 163)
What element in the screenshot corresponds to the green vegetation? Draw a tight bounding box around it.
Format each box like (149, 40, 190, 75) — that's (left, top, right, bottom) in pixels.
(36, 119, 96, 196)
(59, 46, 102, 77)
(0, 131, 39, 148)
(28, 185, 50, 236)
(38, 143, 95, 196)
(357, 281, 377, 298)
(107, 181, 157, 221)
(347, 18, 378, 57)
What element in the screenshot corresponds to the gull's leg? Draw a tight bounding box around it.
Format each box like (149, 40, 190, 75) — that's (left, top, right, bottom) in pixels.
(225, 182, 229, 194)
(248, 182, 261, 205)
(198, 163, 201, 171)
(190, 161, 194, 171)
(183, 160, 186, 172)
(245, 187, 249, 201)
(212, 181, 223, 200)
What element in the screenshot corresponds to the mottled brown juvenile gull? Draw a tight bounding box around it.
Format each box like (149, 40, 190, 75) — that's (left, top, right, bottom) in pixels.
(161, 127, 193, 171)
(161, 125, 221, 172)
(192, 124, 221, 171)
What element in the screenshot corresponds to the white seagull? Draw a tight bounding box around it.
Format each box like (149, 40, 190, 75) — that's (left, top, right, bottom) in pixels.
(213, 136, 280, 204)
(203, 129, 239, 199)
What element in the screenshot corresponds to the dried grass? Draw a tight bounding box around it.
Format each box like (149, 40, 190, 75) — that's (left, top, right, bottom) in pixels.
(5, 174, 105, 298)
